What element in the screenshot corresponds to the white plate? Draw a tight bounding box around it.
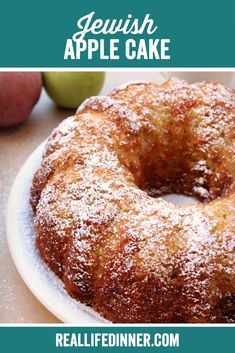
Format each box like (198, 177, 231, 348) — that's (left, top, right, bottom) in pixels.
(6, 142, 198, 323)
(6, 141, 107, 324)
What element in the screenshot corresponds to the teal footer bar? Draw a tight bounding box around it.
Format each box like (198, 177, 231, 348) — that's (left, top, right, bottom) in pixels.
(0, 326, 234, 353)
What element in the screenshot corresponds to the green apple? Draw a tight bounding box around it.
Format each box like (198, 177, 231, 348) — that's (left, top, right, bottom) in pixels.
(43, 72, 105, 109)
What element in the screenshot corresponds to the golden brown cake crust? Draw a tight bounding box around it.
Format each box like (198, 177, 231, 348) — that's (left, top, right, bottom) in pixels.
(31, 78, 235, 323)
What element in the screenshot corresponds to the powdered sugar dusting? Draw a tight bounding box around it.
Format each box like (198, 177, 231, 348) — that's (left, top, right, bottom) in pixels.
(31, 79, 235, 323)
(77, 96, 143, 132)
(7, 142, 107, 323)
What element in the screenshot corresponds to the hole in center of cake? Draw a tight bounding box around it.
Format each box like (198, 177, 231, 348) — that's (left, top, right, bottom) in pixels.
(161, 193, 202, 206)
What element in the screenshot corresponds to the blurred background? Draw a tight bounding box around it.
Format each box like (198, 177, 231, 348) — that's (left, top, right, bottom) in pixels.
(0, 71, 234, 323)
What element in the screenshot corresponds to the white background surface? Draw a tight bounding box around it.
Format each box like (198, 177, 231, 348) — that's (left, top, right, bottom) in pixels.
(0, 71, 234, 323)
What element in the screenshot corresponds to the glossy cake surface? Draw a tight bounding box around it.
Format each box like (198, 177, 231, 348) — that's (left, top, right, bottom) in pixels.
(31, 79, 235, 323)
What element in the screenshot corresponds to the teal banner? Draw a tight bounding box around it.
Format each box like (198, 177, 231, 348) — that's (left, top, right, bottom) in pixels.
(0, 0, 234, 67)
(0, 326, 234, 352)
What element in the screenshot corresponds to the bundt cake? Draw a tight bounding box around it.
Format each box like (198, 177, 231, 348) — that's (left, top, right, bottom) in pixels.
(30, 78, 235, 323)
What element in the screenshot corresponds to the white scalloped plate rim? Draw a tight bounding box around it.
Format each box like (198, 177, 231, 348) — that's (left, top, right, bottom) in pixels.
(6, 140, 108, 324)
(5, 140, 199, 324)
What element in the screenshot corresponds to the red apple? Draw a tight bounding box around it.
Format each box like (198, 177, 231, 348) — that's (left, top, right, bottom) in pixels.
(0, 72, 42, 128)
